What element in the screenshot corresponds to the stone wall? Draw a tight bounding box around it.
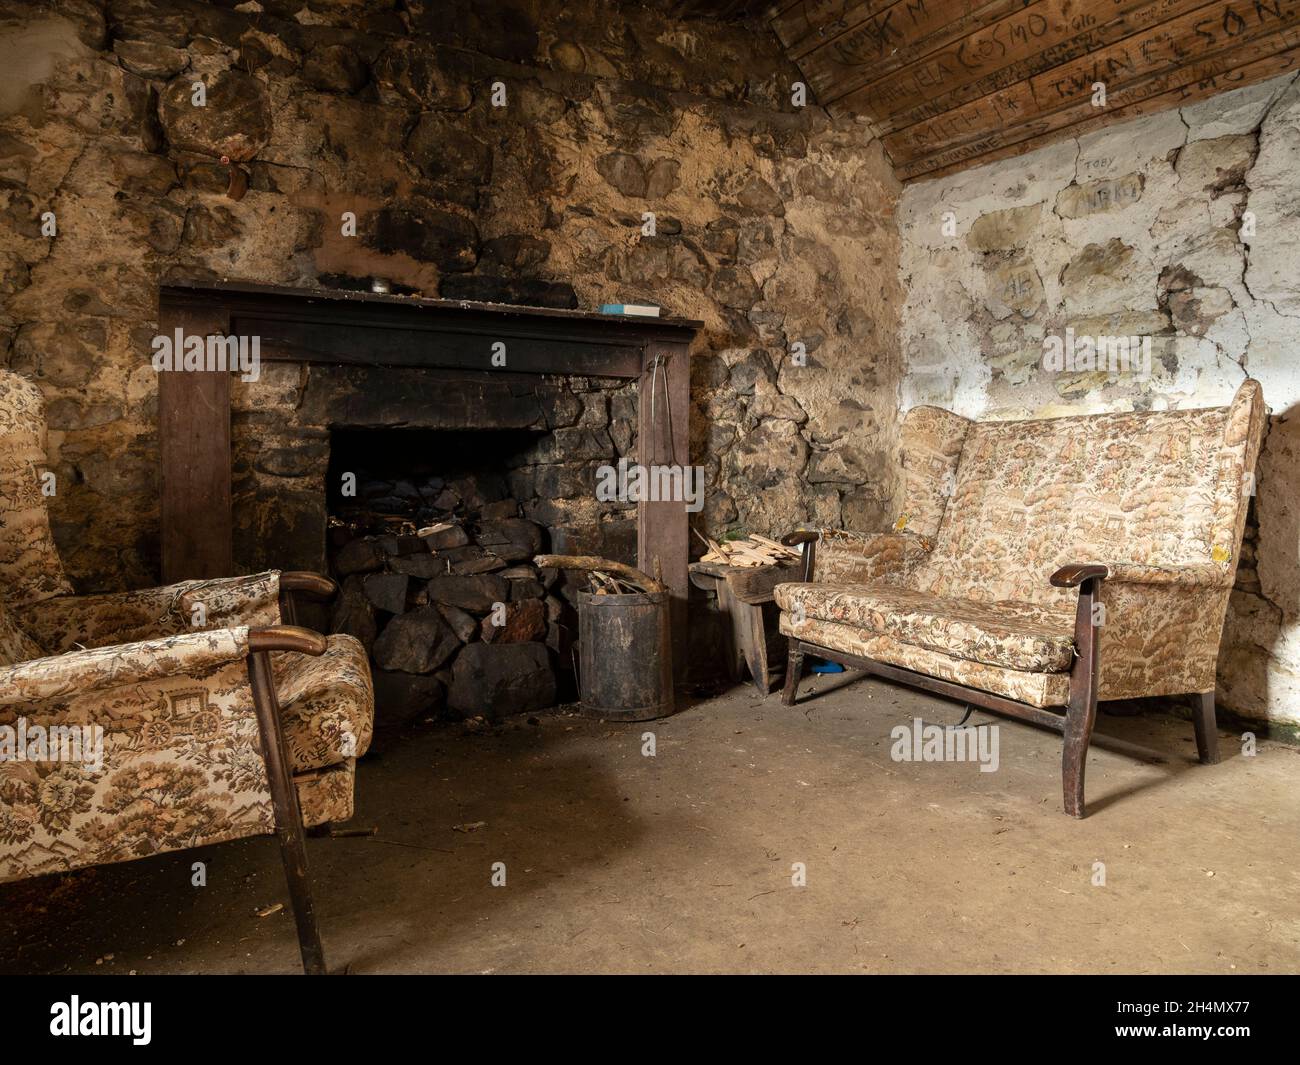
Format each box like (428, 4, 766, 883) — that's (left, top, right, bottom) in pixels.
(897, 73, 1300, 728)
(0, 0, 902, 595)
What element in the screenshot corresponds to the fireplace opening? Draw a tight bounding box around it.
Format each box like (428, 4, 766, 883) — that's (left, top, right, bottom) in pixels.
(324, 426, 596, 727)
(327, 427, 549, 531)
(227, 361, 652, 727)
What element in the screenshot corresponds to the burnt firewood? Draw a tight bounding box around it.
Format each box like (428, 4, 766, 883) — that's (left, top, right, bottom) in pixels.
(437, 604, 479, 643)
(330, 575, 378, 649)
(447, 643, 555, 721)
(419, 522, 470, 551)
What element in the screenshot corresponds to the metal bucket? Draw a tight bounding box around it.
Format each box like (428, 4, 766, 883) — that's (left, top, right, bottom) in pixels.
(576, 589, 675, 721)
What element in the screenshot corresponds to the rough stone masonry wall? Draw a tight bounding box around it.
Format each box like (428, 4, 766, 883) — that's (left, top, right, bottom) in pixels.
(0, 0, 902, 595)
(897, 73, 1300, 728)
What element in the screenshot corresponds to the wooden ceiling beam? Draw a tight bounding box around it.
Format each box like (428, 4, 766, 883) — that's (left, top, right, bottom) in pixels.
(670, 0, 776, 18)
(772, 0, 891, 55)
(886, 1, 1300, 165)
(789, 0, 1032, 102)
(848, 0, 1197, 130)
(898, 38, 1300, 180)
(769, 0, 1300, 180)
(770, 0, 831, 50)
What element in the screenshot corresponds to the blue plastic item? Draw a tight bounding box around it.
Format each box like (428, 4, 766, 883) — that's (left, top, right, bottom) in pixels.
(809, 659, 845, 674)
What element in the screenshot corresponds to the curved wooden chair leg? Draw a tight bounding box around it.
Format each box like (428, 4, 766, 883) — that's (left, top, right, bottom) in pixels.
(1062, 694, 1098, 818)
(1193, 691, 1220, 764)
(249, 650, 327, 975)
(1062, 576, 1101, 818)
(781, 640, 804, 706)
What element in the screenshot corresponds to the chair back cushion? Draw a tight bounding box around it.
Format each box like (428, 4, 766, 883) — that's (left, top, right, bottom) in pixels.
(0, 370, 75, 607)
(894, 405, 970, 541)
(906, 381, 1264, 610)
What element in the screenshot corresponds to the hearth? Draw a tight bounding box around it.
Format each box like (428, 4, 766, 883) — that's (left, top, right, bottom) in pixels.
(321, 423, 640, 722)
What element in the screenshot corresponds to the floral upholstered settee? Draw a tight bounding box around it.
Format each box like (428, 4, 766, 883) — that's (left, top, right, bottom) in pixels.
(776, 380, 1266, 818)
(0, 369, 373, 972)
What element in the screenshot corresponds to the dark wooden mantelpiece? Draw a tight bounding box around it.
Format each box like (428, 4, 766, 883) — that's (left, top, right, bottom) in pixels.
(157, 280, 700, 669)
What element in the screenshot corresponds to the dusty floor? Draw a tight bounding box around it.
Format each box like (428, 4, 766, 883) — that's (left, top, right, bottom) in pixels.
(2, 670, 1298, 975)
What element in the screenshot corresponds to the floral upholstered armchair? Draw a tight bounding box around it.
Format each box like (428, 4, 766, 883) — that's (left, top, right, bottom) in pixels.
(0, 369, 374, 973)
(776, 380, 1266, 818)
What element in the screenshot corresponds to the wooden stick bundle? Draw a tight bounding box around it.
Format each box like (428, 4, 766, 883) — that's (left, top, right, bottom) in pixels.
(533, 554, 666, 595)
(693, 529, 801, 568)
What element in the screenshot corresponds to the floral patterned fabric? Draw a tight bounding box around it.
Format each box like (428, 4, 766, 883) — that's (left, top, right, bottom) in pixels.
(904, 388, 1258, 611)
(1211, 379, 1267, 565)
(0, 630, 374, 882)
(0, 628, 252, 705)
(775, 583, 1075, 673)
(812, 530, 931, 585)
(0, 592, 44, 667)
(796, 407, 963, 595)
(0, 371, 75, 607)
(780, 612, 1071, 708)
(24, 572, 283, 654)
(778, 381, 1266, 707)
(1096, 562, 1229, 586)
(0, 631, 274, 883)
(894, 405, 971, 540)
(296, 760, 357, 827)
(1095, 580, 1229, 699)
(273, 634, 373, 773)
(0, 370, 374, 884)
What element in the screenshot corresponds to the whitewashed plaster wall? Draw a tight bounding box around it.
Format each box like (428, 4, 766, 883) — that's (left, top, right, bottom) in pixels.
(896, 72, 1300, 727)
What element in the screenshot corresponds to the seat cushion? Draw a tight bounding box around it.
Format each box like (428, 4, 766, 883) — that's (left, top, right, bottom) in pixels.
(779, 612, 1071, 708)
(775, 582, 1075, 673)
(295, 759, 357, 827)
(272, 634, 374, 773)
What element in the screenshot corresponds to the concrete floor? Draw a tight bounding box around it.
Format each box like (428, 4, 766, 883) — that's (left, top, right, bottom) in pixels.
(2, 670, 1298, 975)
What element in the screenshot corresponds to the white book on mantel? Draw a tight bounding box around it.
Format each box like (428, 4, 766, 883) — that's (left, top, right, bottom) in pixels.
(600, 303, 661, 317)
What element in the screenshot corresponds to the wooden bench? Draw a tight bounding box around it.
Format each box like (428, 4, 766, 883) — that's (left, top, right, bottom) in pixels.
(690, 560, 800, 696)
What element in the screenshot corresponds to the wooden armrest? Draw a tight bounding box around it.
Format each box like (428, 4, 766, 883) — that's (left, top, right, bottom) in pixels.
(1050, 564, 1109, 588)
(249, 626, 328, 655)
(781, 530, 820, 547)
(781, 529, 819, 582)
(279, 571, 338, 599)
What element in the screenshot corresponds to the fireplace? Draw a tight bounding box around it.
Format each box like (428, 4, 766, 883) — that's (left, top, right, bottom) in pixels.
(228, 364, 639, 575)
(323, 421, 638, 559)
(312, 394, 638, 721)
(156, 281, 698, 680)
